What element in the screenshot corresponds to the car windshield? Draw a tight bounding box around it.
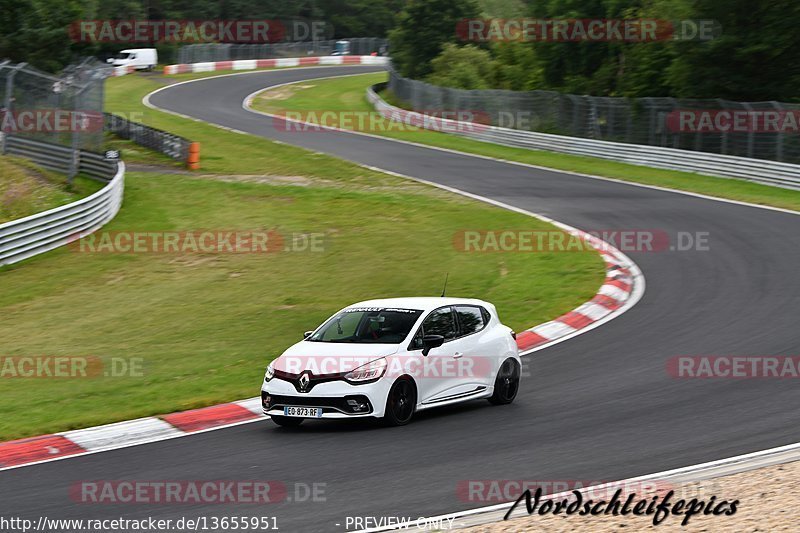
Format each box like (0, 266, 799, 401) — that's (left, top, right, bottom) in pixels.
(308, 307, 422, 344)
(114, 52, 131, 59)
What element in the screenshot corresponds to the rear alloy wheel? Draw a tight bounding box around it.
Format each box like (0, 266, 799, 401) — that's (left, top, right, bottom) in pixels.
(489, 358, 520, 405)
(270, 415, 304, 427)
(383, 377, 417, 426)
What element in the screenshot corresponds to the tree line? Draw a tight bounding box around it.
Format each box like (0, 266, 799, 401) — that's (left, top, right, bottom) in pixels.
(2, 0, 797, 101)
(389, 0, 800, 101)
(0, 0, 402, 72)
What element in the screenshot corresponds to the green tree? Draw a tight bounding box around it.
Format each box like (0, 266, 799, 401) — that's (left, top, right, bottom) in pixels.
(665, 0, 800, 100)
(0, 0, 87, 71)
(389, 0, 481, 78)
(491, 41, 541, 90)
(427, 43, 496, 89)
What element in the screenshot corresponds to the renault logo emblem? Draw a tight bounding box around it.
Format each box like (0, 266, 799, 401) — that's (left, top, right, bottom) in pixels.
(298, 372, 310, 392)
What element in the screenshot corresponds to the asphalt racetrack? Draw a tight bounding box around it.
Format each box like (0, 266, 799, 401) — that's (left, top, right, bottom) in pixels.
(2, 65, 798, 532)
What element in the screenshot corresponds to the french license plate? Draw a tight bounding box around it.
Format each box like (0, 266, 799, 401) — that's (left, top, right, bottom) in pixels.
(283, 406, 323, 418)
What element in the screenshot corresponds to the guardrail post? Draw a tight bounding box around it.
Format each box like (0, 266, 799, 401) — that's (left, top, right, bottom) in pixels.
(68, 82, 92, 182)
(717, 99, 728, 155)
(771, 101, 784, 162)
(68, 123, 80, 182)
(587, 96, 599, 139)
(2, 62, 25, 155)
(643, 99, 655, 146)
(742, 102, 755, 159)
(667, 98, 679, 149)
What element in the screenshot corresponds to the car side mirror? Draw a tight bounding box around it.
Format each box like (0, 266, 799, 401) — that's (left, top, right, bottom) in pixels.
(421, 335, 444, 356)
(303, 330, 314, 339)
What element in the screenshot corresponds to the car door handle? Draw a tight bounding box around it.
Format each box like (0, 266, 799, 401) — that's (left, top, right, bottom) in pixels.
(453, 352, 463, 359)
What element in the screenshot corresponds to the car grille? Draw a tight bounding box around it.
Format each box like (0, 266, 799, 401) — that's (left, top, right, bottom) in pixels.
(262, 391, 373, 415)
(272, 369, 343, 393)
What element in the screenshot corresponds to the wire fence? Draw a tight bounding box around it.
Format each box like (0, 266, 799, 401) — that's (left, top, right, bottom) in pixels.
(0, 59, 111, 153)
(368, 84, 800, 189)
(104, 112, 192, 162)
(388, 69, 800, 164)
(177, 38, 388, 64)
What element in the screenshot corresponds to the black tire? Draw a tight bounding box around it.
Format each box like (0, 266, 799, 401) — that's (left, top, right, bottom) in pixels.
(383, 377, 417, 426)
(270, 415, 304, 427)
(488, 358, 520, 405)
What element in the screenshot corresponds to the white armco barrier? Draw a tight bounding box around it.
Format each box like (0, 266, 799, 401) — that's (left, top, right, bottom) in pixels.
(0, 160, 125, 266)
(162, 55, 388, 75)
(366, 85, 800, 190)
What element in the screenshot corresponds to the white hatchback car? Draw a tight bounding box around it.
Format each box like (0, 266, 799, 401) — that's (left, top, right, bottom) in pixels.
(261, 297, 521, 427)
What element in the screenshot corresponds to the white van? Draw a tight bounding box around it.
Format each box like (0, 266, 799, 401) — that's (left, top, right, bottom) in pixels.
(107, 49, 158, 71)
(331, 40, 351, 56)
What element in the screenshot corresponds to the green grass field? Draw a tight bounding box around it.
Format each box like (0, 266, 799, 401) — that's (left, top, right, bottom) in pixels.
(0, 72, 603, 440)
(250, 72, 800, 212)
(0, 156, 103, 224)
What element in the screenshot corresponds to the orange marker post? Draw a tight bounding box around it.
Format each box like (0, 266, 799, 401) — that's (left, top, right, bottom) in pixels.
(187, 142, 200, 170)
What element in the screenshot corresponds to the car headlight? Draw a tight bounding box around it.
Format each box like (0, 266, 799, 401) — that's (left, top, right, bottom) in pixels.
(264, 363, 275, 382)
(344, 357, 387, 383)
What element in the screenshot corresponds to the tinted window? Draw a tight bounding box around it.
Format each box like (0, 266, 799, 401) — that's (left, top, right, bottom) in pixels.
(422, 308, 457, 340)
(455, 306, 486, 336)
(309, 308, 422, 344)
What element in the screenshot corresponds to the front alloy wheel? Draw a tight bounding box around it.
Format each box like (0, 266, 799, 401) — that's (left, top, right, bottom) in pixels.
(489, 358, 520, 405)
(383, 377, 416, 426)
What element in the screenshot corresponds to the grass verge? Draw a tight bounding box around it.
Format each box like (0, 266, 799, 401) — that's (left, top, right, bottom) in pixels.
(0, 156, 103, 224)
(250, 72, 800, 212)
(0, 72, 603, 440)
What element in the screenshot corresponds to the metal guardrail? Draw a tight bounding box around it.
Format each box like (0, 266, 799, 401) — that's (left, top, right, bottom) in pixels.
(79, 150, 119, 181)
(0, 137, 125, 266)
(178, 38, 388, 64)
(367, 83, 800, 191)
(4, 135, 73, 175)
(104, 112, 192, 162)
(387, 69, 800, 165)
(4, 135, 118, 182)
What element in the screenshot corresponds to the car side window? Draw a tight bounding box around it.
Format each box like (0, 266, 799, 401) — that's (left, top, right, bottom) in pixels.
(455, 306, 487, 336)
(421, 307, 458, 340)
(409, 328, 424, 350)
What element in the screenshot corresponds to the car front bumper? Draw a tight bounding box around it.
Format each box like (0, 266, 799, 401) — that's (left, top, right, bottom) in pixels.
(261, 376, 391, 419)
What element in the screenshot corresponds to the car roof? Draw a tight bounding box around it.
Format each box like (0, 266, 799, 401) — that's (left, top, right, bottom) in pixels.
(347, 297, 492, 312)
